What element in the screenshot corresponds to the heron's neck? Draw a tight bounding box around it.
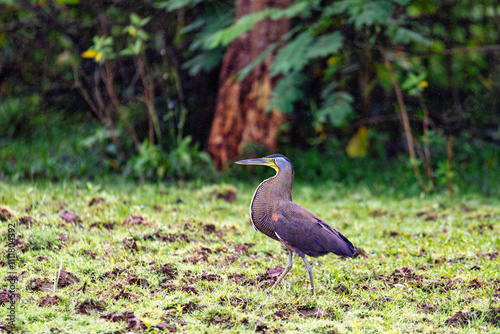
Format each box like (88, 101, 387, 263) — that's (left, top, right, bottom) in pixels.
(262, 166, 294, 203)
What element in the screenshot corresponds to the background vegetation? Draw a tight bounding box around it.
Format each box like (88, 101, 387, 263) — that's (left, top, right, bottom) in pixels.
(0, 0, 499, 195)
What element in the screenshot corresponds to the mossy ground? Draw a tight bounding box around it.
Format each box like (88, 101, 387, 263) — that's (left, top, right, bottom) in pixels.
(0, 180, 499, 333)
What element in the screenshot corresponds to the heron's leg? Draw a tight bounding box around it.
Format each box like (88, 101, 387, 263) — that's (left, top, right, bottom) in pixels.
(272, 251, 293, 289)
(301, 256, 315, 295)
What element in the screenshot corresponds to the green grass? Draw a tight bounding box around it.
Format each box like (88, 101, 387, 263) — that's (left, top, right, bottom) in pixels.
(0, 180, 499, 333)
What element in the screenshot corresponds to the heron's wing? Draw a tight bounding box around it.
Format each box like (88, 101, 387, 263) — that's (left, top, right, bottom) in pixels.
(274, 203, 355, 258)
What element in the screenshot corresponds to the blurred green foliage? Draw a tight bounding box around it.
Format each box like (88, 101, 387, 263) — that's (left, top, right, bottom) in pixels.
(0, 0, 499, 193)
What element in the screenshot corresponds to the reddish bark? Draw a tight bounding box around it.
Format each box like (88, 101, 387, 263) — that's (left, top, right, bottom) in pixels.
(207, 0, 290, 170)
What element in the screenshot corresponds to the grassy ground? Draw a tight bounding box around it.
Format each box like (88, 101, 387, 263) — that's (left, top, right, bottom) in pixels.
(0, 179, 499, 333)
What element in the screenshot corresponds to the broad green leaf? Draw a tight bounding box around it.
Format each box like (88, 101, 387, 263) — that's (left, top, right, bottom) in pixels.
(268, 71, 306, 113)
(205, 2, 312, 49)
(182, 49, 225, 75)
(238, 42, 279, 81)
(155, 0, 202, 11)
(130, 13, 141, 26)
(391, 27, 430, 45)
(306, 31, 343, 58)
(271, 30, 313, 76)
(317, 90, 353, 127)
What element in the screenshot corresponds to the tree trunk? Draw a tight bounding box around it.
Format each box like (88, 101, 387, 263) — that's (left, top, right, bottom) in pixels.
(207, 0, 290, 170)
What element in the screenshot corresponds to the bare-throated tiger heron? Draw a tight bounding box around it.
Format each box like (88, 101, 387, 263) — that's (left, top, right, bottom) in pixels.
(236, 154, 355, 294)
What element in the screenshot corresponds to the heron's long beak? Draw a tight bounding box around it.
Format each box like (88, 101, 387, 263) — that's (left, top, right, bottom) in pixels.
(235, 157, 279, 173)
(235, 158, 272, 166)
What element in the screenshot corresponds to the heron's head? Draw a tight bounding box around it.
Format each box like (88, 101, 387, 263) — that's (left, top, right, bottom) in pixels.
(235, 154, 293, 174)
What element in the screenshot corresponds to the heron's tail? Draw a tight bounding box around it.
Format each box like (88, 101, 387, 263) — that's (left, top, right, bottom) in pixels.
(337, 231, 356, 257)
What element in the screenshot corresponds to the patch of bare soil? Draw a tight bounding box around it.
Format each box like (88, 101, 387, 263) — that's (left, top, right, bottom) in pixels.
(101, 310, 146, 331)
(38, 296, 61, 307)
(0, 323, 12, 332)
(181, 285, 198, 295)
(417, 303, 437, 314)
(273, 310, 290, 320)
(155, 263, 177, 280)
(89, 221, 115, 230)
(256, 265, 285, 287)
(0, 207, 17, 221)
(60, 210, 80, 224)
(125, 274, 148, 287)
(334, 284, 350, 295)
(58, 233, 69, 243)
(143, 231, 190, 243)
(165, 301, 203, 314)
(182, 249, 210, 264)
(75, 299, 106, 315)
(18, 216, 36, 227)
(113, 288, 139, 301)
(154, 322, 177, 332)
(201, 273, 221, 281)
(101, 267, 126, 280)
(369, 210, 394, 218)
(84, 250, 98, 259)
(0, 290, 20, 305)
(353, 247, 368, 258)
(203, 223, 216, 234)
(415, 210, 441, 221)
(123, 238, 139, 252)
(388, 267, 425, 284)
(216, 189, 237, 203)
(446, 308, 500, 326)
(56, 269, 80, 288)
(227, 273, 253, 285)
(298, 307, 335, 319)
(88, 197, 105, 207)
(27, 278, 53, 292)
(13, 238, 28, 252)
(161, 311, 187, 328)
(233, 243, 254, 253)
(124, 215, 148, 226)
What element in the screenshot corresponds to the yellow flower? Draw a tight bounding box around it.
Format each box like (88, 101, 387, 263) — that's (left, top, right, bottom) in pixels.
(81, 50, 97, 58)
(95, 51, 103, 62)
(128, 27, 137, 36)
(327, 56, 338, 66)
(419, 80, 428, 88)
(81, 50, 103, 62)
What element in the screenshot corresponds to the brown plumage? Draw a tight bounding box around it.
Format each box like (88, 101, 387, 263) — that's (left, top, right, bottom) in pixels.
(236, 154, 355, 294)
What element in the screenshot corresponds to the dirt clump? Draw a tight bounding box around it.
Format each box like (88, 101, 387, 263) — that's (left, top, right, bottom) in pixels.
(0, 290, 20, 305)
(60, 210, 80, 223)
(89, 221, 115, 230)
(125, 274, 148, 287)
(124, 215, 148, 226)
(155, 263, 177, 280)
(27, 278, 53, 292)
(18, 216, 36, 226)
(256, 265, 285, 286)
(0, 207, 17, 221)
(88, 197, 105, 207)
(201, 273, 220, 281)
(56, 269, 80, 288)
(75, 299, 105, 315)
(298, 307, 334, 318)
(181, 285, 198, 294)
(101, 310, 146, 331)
